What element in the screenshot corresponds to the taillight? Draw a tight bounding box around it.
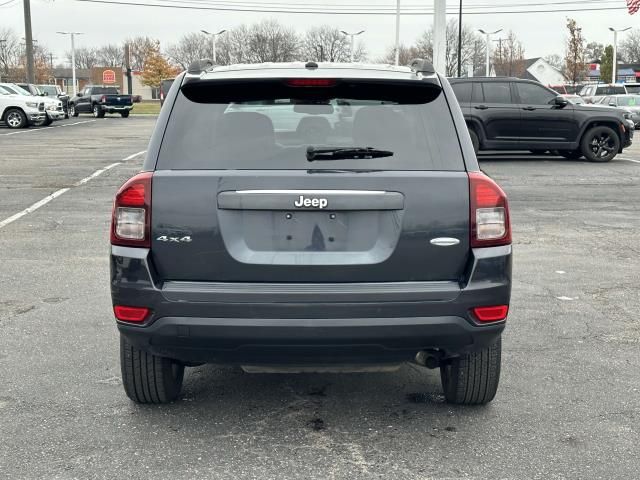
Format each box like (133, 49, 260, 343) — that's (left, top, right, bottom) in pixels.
(114, 305, 150, 323)
(469, 172, 511, 248)
(111, 172, 152, 247)
(471, 305, 509, 322)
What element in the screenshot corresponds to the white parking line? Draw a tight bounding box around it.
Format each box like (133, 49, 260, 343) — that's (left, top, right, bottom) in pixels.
(0, 150, 146, 230)
(0, 119, 96, 136)
(616, 157, 640, 164)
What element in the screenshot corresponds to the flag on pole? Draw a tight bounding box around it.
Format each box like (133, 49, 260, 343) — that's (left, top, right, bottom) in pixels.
(628, 0, 640, 15)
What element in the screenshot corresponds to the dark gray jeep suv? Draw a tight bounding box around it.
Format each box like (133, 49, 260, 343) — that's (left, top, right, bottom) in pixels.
(110, 60, 512, 405)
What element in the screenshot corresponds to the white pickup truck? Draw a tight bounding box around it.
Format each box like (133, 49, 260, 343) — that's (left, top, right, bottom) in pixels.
(0, 85, 47, 129)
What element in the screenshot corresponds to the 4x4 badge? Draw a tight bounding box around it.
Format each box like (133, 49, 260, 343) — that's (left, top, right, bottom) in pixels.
(156, 235, 192, 243)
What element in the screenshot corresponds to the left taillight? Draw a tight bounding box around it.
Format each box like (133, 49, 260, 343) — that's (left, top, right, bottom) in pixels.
(110, 172, 152, 248)
(469, 171, 511, 248)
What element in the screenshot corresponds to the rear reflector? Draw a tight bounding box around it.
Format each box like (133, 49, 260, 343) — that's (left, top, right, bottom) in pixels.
(286, 78, 336, 87)
(114, 305, 150, 322)
(472, 305, 509, 322)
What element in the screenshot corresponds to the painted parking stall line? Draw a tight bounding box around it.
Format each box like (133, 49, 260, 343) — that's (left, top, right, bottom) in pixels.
(0, 150, 146, 230)
(0, 119, 97, 136)
(616, 157, 640, 164)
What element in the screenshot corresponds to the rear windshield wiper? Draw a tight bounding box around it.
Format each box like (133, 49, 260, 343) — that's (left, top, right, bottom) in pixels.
(306, 146, 393, 161)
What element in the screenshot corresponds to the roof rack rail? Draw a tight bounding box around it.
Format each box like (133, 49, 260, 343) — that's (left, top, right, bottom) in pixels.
(409, 58, 435, 75)
(188, 58, 214, 74)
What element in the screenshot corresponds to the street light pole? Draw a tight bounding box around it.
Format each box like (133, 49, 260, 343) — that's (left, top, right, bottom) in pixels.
(478, 28, 502, 76)
(340, 30, 365, 63)
(201, 29, 227, 64)
(609, 27, 630, 84)
(57, 32, 83, 96)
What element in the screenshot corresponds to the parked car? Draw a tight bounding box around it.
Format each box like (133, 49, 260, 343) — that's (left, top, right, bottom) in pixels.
(623, 83, 640, 95)
(159, 78, 175, 107)
(68, 86, 133, 118)
(578, 83, 627, 104)
(111, 60, 512, 405)
(0, 82, 63, 126)
(0, 85, 46, 128)
(596, 95, 640, 129)
(450, 77, 632, 162)
(560, 94, 585, 105)
(37, 84, 70, 118)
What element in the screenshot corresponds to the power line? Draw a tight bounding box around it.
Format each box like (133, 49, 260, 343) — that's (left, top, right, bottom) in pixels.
(73, 0, 627, 15)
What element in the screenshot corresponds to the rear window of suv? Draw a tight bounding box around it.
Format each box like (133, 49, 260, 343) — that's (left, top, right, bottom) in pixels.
(157, 78, 464, 171)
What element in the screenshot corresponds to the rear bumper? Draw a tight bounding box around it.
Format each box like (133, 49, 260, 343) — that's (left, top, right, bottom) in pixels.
(111, 245, 511, 364)
(99, 104, 132, 113)
(119, 315, 504, 365)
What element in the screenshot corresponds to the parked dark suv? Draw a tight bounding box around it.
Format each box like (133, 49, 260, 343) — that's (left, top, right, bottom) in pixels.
(450, 77, 632, 162)
(111, 60, 512, 405)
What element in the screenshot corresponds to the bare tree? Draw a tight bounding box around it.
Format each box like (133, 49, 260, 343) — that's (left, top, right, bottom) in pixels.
(96, 44, 124, 67)
(246, 20, 300, 63)
(166, 33, 210, 70)
(216, 25, 252, 65)
(125, 36, 160, 71)
(564, 18, 586, 85)
(0, 28, 21, 77)
(493, 31, 525, 77)
(66, 47, 99, 69)
(414, 20, 485, 76)
(620, 29, 640, 63)
(301, 26, 349, 62)
(378, 44, 420, 66)
(585, 41, 605, 62)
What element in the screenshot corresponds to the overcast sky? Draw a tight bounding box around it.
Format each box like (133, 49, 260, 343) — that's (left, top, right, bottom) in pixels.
(0, 0, 637, 66)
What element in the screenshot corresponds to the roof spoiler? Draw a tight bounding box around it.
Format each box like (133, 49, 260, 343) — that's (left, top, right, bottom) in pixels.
(187, 58, 214, 75)
(409, 58, 435, 75)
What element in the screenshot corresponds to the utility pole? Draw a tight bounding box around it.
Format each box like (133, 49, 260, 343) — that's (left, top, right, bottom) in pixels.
(23, 0, 35, 83)
(457, 0, 463, 77)
(124, 43, 132, 95)
(479, 29, 502, 76)
(201, 29, 226, 64)
(394, 0, 401, 65)
(609, 27, 630, 84)
(57, 32, 83, 96)
(341, 30, 365, 63)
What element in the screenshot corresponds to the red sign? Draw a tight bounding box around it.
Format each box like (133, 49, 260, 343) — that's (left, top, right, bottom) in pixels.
(102, 69, 116, 84)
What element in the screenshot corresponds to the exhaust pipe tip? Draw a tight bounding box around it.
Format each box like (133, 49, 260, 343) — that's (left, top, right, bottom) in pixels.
(415, 351, 440, 369)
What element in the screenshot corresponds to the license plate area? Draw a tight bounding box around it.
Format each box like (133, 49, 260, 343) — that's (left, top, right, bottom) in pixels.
(217, 209, 403, 265)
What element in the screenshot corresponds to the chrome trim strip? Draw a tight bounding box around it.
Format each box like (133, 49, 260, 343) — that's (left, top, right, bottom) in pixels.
(430, 237, 461, 247)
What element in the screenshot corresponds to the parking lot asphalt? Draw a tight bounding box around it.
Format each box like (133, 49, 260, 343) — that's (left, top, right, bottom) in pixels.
(0, 118, 639, 479)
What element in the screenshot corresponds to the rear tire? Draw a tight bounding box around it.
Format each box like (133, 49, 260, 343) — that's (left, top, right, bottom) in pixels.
(468, 128, 480, 154)
(120, 111, 130, 118)
(580, 126, 620, 162)
(4, 108, 27, 129)
(120, 335, 185, 404)
(440, 337, 501, 405)
(69, 104, 79, 117)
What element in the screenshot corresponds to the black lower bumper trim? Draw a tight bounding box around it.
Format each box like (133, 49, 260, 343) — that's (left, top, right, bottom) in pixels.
(118, 316, 504, 365)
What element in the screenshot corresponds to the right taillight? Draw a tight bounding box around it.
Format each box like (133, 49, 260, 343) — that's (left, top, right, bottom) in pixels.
(469, 171, 511, 248)
(111, 172, 152, 247)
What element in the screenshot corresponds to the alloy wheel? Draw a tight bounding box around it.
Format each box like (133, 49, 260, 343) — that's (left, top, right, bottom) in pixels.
(589, 132, 615, 159)
(7, 112, 22, 128)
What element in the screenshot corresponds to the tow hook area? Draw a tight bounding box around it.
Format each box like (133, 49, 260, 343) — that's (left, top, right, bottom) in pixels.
(415, 350, 444, 369)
